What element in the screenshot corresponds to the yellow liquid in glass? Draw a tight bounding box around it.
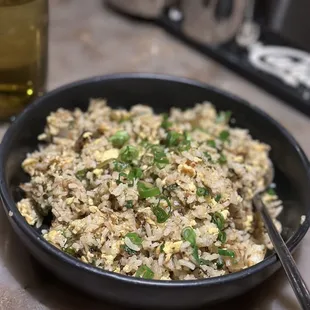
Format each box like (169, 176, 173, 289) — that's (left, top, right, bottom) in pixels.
(0, 0, 48, 119)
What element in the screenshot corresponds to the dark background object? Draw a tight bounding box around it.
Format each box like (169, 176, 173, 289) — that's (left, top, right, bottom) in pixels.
(0, 74, 309, 309)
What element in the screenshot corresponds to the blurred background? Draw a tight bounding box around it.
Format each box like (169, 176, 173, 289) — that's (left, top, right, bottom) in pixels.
(0, 1, 310, 309)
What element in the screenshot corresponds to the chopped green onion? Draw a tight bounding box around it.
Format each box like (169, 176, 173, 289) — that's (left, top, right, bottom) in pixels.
(152, 205, 170, 223)
(212, 212, 225, 230)
(116, 172, 127, 185)
(161, 113, 172, 129)
(160, 243, 165, 253)
(113, 161, 128, 172)
(207, 140, 216, 148)
(135, 265, 154, 279)
(64, 247, 76, 256)
(267, 188, 276, 196)
(109, 130, 129, 148)
(75, 168, 89, 181)
(166, 184, 178, 191)
(203, 151, 213, 163)
(199, 258, 212, 266)
(125, 232, 142, 246)
(218, 153, 227, 164)
(218, 249, 235, 258)
(178, 132, 191, 152)
(215, 194, 222, 202)
(166, 131, 183, 147)
(218, 230, 227, 243)
(151, 145, 169, 168)
(123, 245, 137, 255)
(219, 130, 230, 142)
(128, 167, 143, 180)
(181, 227, 196, 247)
(137, 181, 161, 198)
(119, 145, 139, 163)
(216, 256, 224, 269)
(216, 111, 232, 124)
(181, 227, 201, 265)
(196, 187, 209, 197)
(125, 200, 133, 209)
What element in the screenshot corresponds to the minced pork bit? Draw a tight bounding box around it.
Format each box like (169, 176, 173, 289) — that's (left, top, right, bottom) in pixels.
(17, 99, 283, 280)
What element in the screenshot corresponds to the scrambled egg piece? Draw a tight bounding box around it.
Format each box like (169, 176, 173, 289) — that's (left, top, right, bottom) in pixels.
(163, 241, 183, 254)
(94, 148, 119, 162)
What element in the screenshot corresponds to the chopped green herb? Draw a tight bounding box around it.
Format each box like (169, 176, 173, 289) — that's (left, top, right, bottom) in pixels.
(218, 249, 235, 258)
(137, 181, 161, 198)
(216, 111, 232, 124)
(116, 172, 127, 185)
(196, 187, 209, 197)
(207, 139, 216, 148)
(219, 130, 230, 142)
(151, 145, 169, 168)
(160, 243, 165, 253)
(128, 167, 143, 180)
(166, 184, 178, 191)
(181, 227, 201, 265)
(125, 232, 142, 246)
(64, 247, 76, 256)
(212, 212, 225, 230)
(267, 188, 276, 196)
(214, 194, 222, 202)
(109, 130, 129, 148)
(75, 168, 90, 181)
(166, 131, 183, 147)
(218, 153, 227, 164)
(123, 244, 137, 255)
(216, 256, 224, 269)
(125, 200, 133, 209)
(113, 161, 128, 172)
(161, 113, 172, 129)
(181, 227, 196, 247)
(199, 258, 212, 266)
(152, 205, 170, 223)
(218, 230, 227, 243)
(178, 132, 191, 152)
(203, 151, 213, 163)
(119, 145, 139, 163)
(135, 265, 154, 279)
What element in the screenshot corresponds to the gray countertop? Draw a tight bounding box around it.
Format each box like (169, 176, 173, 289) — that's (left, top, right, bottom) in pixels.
(0, 0, 309, 309)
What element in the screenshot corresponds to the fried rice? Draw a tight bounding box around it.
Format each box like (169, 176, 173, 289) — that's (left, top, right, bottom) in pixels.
(17, 99, 283, 280)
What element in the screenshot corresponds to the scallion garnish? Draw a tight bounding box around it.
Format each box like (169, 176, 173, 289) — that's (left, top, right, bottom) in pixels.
(166, 131, 183, 147)
(116, 172, 127, 185)
(128, 167, 143, 181)
(218, 249, 235, 258)
(125, 232, 142, 246)
(109, 130, 129, 148)
(123, 244, 137, 255)
(137, 181, 161, 198)
(178, 132, 191, 152)
(267, 188, 276, 196)
(113, 160, 128, 172)
(196, 187, 209, 197)
(152, 205, 170, 223)
(160, 243, 165, 253)
(199, 258, 212, 266)
(135, 265, 154, 279)
(219, 130, 230, 142)
(161, 113, 172, 129)
(212, 212, 225, 230)
(218, 153, 227, 164)
(181, 227, 200, 265)
(204, 151, 213, 163)
(119, 145, 139, 163)
(218, 230, 227, 243)
(215, 194, 222, 202)
(125, 200, 133, 209)
(216, 256, 224, 269)
(150, 145, 169, 168)
(216, 111, 232, 124)
(207, 140, 216, 148)
(75, 168, 90, 181)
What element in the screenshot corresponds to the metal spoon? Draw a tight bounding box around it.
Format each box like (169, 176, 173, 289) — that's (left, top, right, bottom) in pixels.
(253, 163, 310, 310)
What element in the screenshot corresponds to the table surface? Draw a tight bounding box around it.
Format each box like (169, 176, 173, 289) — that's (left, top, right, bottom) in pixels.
(0, 1, 309, 309)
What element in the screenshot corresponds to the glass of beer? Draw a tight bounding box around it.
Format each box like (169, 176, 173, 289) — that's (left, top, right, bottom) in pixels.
(0, 0, 48, 120)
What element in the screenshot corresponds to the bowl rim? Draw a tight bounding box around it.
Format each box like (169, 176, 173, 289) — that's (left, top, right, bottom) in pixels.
(0, 72, 309, 288)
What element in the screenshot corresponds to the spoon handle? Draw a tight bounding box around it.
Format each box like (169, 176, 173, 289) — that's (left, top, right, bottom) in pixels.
(254, 196, 310, 310)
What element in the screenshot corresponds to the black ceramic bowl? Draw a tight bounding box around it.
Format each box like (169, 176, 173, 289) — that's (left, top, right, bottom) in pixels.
(0, 74, 309, 309)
